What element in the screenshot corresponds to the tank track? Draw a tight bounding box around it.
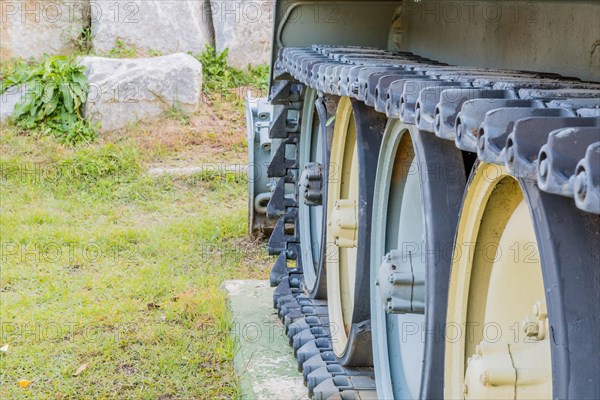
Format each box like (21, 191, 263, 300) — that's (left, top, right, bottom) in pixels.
(273, 276, 378, 400)
(266, 45, 600, 399)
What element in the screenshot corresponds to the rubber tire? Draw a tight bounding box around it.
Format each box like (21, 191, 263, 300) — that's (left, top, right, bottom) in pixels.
(307, 96, 340, 299)
(335, 99, 386, 367)
(298, 89, 328, 297)
(522, 181, 600, 400)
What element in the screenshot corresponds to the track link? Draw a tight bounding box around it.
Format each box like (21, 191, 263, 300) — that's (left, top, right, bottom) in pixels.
(265, 44, 600, 399)
(273, 276, 377, 399)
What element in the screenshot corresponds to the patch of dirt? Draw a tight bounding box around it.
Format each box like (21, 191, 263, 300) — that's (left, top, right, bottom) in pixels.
(117, 364, 137, 376)
(225, 236, 271, 279)
(107, 96, 248, 168)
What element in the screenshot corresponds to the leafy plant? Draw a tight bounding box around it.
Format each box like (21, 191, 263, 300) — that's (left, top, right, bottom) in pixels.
(196, 47, 245, 94)
(3, 55, 97, 144)
(163, 101, 190, 125)
(1, 58, 31, 92)
(107, 39, 138, 58)
(74, 25, 93, 54)
(195, 46, 270, 97)
(104, 39, 163, 58)
(245, 64, 270, 90)
(147, 49, 164, 57)
(63, 22, 93, 54)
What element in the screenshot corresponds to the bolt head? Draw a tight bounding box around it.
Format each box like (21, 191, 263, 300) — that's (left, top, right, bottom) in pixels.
(539, 158, 549, 178)
(534, 300, 548, 319)
(523, 319, 540, 337)
(386, 300, 393, 312)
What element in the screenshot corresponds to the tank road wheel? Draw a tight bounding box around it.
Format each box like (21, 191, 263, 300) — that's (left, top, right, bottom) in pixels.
(298, 89, 334, 297)
(445, 163, 600, 400)
(326, 97, 385, 366)
(370, 120, 466, 399)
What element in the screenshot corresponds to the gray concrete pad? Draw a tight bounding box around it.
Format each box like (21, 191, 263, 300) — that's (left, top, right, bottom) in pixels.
(223, 280, 306, 400)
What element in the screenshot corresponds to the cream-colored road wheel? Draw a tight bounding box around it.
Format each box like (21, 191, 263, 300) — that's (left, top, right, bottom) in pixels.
(446, 163, 551, 399)
(445, 162, 600, 399)
(327, 96, 359, 357)
(327, 97, 385, 366)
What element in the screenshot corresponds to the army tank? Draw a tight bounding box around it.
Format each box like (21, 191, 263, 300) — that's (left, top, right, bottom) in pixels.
(246, 1, 600, 399)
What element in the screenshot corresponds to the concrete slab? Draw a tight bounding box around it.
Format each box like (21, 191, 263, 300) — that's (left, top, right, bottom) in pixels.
(223, 280, 306, 400)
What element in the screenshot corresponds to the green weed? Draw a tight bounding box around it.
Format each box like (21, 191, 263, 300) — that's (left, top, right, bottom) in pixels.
(64, 22, 93, 55)
(163, 101, 191, 125)
(106, 39, 138, 58)
(0, 58, 33, 84)
(104, 39, 163, 58)
(146, 49, 164, 57)
(74, 25, 93, 54)
(195, 46, 269, 97)
(2, 55, 97, 145)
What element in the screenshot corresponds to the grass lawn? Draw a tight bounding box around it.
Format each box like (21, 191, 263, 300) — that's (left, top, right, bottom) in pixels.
(0, 95, 271, 399)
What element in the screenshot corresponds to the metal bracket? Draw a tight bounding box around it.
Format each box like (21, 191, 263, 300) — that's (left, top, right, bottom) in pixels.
(329, 199, 357, 248)
(377, 250, 425, 314)
(298, 162, 324, 206)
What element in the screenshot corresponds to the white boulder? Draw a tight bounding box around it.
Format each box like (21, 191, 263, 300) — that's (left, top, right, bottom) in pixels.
(0, 0, 88, 59)
(0, 85, 26, 122)
(91, 0, 213, 55)
(209, 0, 273, 68)
(81, 53, 203, 131)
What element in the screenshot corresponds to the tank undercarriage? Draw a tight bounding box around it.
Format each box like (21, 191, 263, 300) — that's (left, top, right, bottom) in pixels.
(247, 42, 600, 400)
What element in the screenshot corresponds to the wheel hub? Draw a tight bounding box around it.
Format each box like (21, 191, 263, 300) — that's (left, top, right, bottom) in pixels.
(464, 300, 550, 399)
(329, 199, 357, 248)
(463, 341, 516, 399)
(377, 250, 425, 314)
(298, 162, 323, 206)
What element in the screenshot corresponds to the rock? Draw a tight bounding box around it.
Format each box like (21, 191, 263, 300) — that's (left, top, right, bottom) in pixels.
(1, 0, 88, 59)
(91, 1, 213, 55)
(81, 53, 203, 132)
(209, 0, 273, 68)
(0, 85, 26, 122)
